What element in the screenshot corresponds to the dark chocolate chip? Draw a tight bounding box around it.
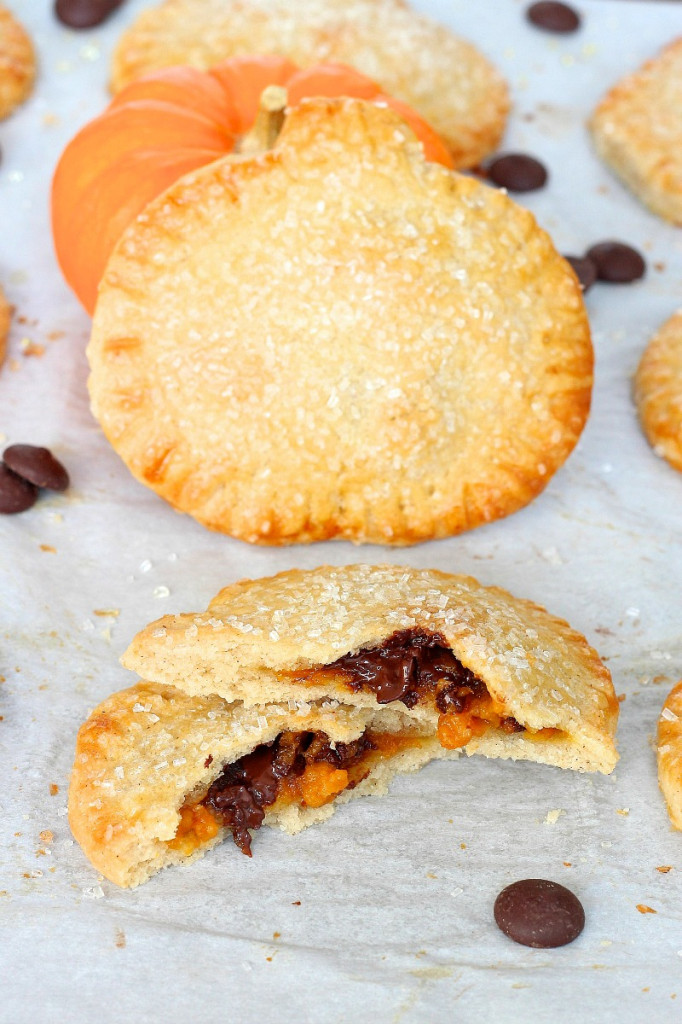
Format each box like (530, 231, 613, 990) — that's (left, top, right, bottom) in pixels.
(55, 0, 125, 29)
(564, 255, 597, 293)
(527, 2, 581, 33)
(494, 878, 585, 948)
(487, 154, 548, 192)
(586, 241, 646, 284)
(3, 444, 70, 491)
(0, 464, 38, 514)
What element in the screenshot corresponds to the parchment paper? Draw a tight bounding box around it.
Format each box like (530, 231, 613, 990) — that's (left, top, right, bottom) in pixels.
(1, 1, 681, 1021)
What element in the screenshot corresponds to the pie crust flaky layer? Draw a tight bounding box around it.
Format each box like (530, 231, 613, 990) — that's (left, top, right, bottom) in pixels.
(88, 99, 592, 546)
(110, 0, 509, 169)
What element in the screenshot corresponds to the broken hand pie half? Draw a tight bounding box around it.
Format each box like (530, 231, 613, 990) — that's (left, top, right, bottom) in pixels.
(123, 566, 618, 776)
(69, 682, 444, 887)
(88, 98, 592, 546)
(72, 567, 617, 887)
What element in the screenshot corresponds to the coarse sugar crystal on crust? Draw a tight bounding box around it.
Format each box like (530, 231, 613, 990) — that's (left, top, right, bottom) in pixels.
(88, 98, 592, 546)
(590, 37, 682, 225)
(110, 0, 509, 169)
(68, 681, 446, 887)
(658, 680, 682, 830)
(122, 564, 619, 774)
(0, 4, 36, 120)
(635, 310, 682, 472)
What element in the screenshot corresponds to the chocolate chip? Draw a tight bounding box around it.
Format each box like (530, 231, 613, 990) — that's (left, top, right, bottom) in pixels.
(526, 2, 581, 33)
(564, 255, 597, 293)
(487, 154, 548, 192)
(0, 464, 38, 515)
(3, 445, 69, 491)
(54, 0, 125, 29)
(494, 878, 585, 948)
(586, 241, 646, 284)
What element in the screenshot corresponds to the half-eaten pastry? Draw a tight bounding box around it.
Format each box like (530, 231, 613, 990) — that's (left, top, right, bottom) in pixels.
(69, 681, 453, 887)
(123, 565, 619, 775)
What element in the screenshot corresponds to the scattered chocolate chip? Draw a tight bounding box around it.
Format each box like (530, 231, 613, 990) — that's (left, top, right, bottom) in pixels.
(54, 0, 126, 29)
(0, 464, 38, 515)
(586, 241, 646, 284)
(3, 445, 69, 491)
(487, 154, 548, 192)
(526, 2, 581, 33)
(564, 255, 597, 293)
(494, 878, 585, 948)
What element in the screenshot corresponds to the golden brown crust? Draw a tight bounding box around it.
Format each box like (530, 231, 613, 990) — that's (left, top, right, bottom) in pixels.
(0, 283, 10, 369)
(590, 37, 682, 224)
(88, 98, 592, 546)
(123, 564, 619, 774)
(68, 681, 447, 887)
(657, 680, 682, 830)
(635, 310, 682, 472)
(110, 0, 508, 169)
(0, 5, 36, 120)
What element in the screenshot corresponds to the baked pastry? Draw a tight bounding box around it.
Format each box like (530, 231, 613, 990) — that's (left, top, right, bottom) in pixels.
(657, 680, 682, 829)
(635, 310, 682, 472)
(0, 283, 10, 368)
(88, 98, 592, 546)
(590, 38, 682, 225)
(0, 5, 36, 120)
(110, 0, 509, 169)
(69, 681, 452, 887)
(123, 564, 619, 774)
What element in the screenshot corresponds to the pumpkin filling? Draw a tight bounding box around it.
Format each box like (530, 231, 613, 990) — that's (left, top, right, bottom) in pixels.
(295, 628, 536, 749)
(168, 727, 423, 858)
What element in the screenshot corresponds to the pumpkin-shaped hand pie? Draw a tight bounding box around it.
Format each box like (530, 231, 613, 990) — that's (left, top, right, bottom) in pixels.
(52, 56, 452, 314)
(111, 0, 509, 168)
(88, 98, 592, 546)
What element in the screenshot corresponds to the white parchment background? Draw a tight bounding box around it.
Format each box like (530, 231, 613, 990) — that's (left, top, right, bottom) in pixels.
(1, 1, 681, 1021)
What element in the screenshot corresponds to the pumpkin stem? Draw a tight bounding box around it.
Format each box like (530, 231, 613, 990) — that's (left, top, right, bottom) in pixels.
(239, 85, 288, 155)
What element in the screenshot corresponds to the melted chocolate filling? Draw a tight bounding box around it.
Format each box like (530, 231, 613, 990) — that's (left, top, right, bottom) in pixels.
(204, 730, 375, 855)
(331, 628, 493, 713)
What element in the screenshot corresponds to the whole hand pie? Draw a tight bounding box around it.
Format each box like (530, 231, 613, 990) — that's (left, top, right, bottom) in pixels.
(110, 0, 509, 169)
(0, 4, 35, 120)
(123, 565, 619, 774)
(635, 310, 682, 472)
(88, 98, 592, 546)
(658, 680, 682, 829)
(590, 37, 682, 225)
(71, 565, 618, 887)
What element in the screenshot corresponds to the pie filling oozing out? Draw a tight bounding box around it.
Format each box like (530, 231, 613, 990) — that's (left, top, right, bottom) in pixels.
(169, 629, 561, 856)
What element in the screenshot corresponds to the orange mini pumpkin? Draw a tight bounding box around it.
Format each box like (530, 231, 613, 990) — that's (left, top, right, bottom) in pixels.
(51, 56, 454, 314)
